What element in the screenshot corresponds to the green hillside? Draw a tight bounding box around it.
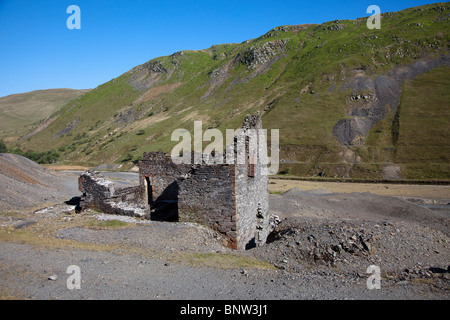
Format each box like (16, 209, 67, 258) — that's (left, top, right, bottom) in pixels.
(0, 88, 91, 143)
(14, 2, 450, 179)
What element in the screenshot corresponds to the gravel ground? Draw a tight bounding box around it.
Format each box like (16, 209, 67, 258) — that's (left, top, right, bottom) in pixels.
(1, 196, 448, 300)
(1, 240, 447, 300)
(0, 155, 449, 301)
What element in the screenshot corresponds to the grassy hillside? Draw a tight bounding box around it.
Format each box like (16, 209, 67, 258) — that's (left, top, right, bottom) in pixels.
(14, 2, 450, 179)
(0, 88, 91, 143)
(393, 67, 450, 179)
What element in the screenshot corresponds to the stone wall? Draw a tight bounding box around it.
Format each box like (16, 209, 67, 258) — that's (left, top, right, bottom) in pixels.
(77, 114, 277, 251)
(178, 164, 237, 249)
(78, 171, 148, 218)
(114, 185, 142, 203)
(78, 171, 115, 212)
(178, 114, 277, 250)
(233, 114, 273, 250)
(138, 152, 191, 205)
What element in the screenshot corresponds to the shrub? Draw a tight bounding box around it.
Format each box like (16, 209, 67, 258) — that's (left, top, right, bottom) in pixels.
(10, 148, 24, 156)
(121, 152, 133, 163)
(0, 140, 7, 153)
(132, 155, 142, 165)
(13, 148, 61, 164)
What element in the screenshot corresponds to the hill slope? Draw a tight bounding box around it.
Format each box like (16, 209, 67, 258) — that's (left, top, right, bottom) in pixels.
(0, 89, 91, 143)
(16, 2, 450, 179)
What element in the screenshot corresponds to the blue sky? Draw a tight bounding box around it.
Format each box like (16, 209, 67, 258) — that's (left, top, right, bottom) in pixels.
(0, 0, 438, 97)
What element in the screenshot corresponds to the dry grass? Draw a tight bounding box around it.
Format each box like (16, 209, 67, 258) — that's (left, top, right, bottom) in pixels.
(43, 165, 89, 171)
(84, 219, 135, 230)
(268, 178, 450, 200)
(0, 227, 120, 253)
(127, 112, 171, 131)
(0, 210, 275, 271)
(134, 83, 183, 104)
(0, 89, 90, 141)
(0, 210, 124, 252)
(178, 252, 276, 270)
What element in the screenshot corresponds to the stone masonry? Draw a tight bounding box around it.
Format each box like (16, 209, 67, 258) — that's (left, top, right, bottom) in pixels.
(78, 171, 147, 218)
(78, 114, 279, 250)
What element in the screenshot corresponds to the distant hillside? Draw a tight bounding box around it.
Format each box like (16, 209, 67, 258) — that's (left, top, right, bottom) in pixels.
(0, 88, 91, 143)
(16, 2, 450, 179)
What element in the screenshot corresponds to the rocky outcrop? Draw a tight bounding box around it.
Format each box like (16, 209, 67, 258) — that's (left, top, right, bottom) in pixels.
(236, 39, 288, 70)
(126, 60, 170, 90)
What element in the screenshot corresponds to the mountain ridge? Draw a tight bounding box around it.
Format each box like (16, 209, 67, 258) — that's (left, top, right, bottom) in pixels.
(8, 2, 450, 179)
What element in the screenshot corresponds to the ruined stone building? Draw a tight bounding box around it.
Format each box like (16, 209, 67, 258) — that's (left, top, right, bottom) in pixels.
(79, 115, 278, 250)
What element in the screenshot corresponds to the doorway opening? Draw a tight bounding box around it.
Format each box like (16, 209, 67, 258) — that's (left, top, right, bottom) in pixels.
(145, 176, 154, 207)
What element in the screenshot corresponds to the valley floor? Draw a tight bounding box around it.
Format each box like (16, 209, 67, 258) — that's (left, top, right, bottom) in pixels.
(0, 168, 449, 301)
